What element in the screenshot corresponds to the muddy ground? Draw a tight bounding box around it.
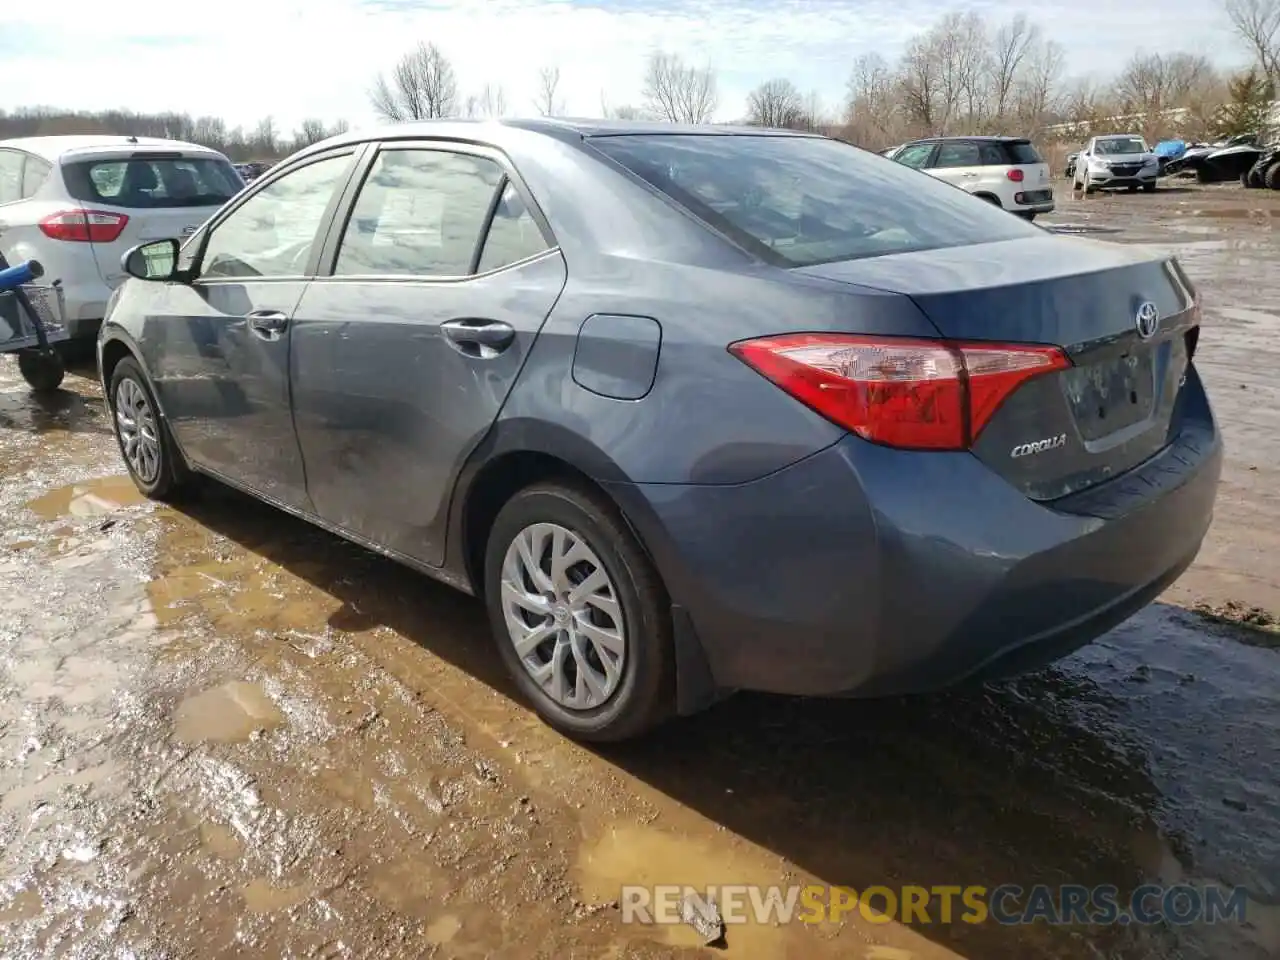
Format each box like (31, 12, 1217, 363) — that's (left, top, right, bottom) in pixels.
(1, 183, 1278, 960)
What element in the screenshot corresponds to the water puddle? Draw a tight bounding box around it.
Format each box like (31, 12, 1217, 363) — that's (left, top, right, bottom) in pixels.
(425, 914, 462, 943)
(240, 878, 310, 913)
(173, 681, 284, 744)
(576, 823, 800, 955)
(25, 475, 146, 520)
(1183, 207, 1280, 220)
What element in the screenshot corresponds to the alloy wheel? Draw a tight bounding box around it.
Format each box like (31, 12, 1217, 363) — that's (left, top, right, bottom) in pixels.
(500, 522, 626, 710)
(115, 378, 161, 485)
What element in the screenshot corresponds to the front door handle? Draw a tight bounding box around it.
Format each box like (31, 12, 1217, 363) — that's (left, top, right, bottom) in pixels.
(441, 318, 515, 358)
(247, 310, 289, 339)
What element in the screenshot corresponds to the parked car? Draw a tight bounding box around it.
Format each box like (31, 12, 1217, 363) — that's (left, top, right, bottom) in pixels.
(886, 136, 1054, 220)
(1073, 134, 1162, 193)
(0, 135, 243, 347)
(1244, 144, 1280, 189)
(235, 161, 273, 183)
(99, 120, 1221, 742)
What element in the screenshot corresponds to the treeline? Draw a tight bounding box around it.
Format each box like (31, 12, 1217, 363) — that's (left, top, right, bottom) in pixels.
(0, 108, 350, 161)
(3, 1, 1276, 164)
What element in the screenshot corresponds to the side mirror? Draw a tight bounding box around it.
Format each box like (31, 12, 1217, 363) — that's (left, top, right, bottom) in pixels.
(122, 238, 180, 282)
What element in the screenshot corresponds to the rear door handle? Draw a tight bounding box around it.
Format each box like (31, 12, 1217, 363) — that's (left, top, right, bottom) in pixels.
(247, 310, 289, 338)
(441, 318, 515, 358)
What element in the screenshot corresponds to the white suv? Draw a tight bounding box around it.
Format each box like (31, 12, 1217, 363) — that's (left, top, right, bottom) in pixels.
(1072, 134, 1160, 193)
(888, 136, 1054, 220)
(0, 135, 243, 347)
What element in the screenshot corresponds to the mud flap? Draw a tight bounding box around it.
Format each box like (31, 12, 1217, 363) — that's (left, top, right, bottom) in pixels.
(672, 604, 727, 715)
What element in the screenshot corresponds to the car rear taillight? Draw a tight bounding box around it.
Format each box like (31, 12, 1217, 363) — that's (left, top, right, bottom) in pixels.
(1006, 168, 1025, 182)
(729, 334, 1070, 451)
(38, 209, 129, 243)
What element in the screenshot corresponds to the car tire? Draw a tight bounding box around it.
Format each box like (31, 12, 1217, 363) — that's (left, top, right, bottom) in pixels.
(484, 481, 675, 743)
(1242, 170, 1258, 188)
(108, 356, 193, 502)
(1266, 162, 1280, 191)
(1015, 211, 1036, 221)
(17, 348, 65, 393)
(1143, 181, 1157, 192)
(1127, 185, 1138, 193)
(1083, 171, 1096, 194)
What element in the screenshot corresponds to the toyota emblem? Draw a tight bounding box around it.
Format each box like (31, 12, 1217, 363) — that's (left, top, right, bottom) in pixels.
(1135, 301, 1160, 340)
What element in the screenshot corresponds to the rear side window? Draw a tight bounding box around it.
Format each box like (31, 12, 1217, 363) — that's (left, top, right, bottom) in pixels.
(477, 181, 550, 273)
(589, 134, 1037, 267)
(22, 157, 51, 197)
(0, 150, 21, 204)
(334, 149, 504, 277)
(934, 142, 982, 168)
(63, 156, 241, 208)
(1004, 141, 1042, 164)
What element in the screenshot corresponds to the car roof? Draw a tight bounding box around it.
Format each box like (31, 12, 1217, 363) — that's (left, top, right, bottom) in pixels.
(304, 116, 822, 155)
(1095, 133, 1144, 140)
(901, 135, 1032, 144)
(0, 134, 224, 162)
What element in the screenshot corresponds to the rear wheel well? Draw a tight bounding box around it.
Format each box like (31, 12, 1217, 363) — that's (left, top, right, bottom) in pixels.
(974, 192, 1003, 207)
(462, 452, 625, 598)
(99, 338, 134, 392)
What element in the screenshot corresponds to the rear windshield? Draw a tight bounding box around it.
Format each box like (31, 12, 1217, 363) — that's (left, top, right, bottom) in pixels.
(63, 156, 242, 208)
(1004, 141, 1042, 164)
(588, 134, 1038, 267)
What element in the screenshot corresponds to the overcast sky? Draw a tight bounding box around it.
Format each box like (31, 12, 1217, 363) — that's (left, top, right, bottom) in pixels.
(0, 0, 1244, 135)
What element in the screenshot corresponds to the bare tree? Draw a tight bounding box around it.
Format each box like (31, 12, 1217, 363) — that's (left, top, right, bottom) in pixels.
(294, 118, 329, 147)
(991, 14, 1038, 121)
(642, 51, 718, 123)
(844, 53, 902, 147)
(800, 90, 827, 131)
(600, 93, 646, 120)
(472, 83, 507, 118)
(1223, 0, 1280, 82)
(251, 117, 277, 157)
(534, 66, 566, 116)
(1012, 37, 1065, 133)
(746, 78, 805, 128)
(370, 41, 459, 121)
(1118, 51, 1219, 139)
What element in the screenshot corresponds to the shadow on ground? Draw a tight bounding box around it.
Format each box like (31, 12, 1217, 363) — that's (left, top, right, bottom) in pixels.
(172, 482, 1280, 959)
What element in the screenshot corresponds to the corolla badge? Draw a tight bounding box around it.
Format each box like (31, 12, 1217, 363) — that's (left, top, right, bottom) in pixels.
(1135, 301, 1160, 340)
(1010, 434, 1067, 459)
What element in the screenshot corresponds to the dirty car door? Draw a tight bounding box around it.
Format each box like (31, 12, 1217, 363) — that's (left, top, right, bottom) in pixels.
(140, 150, 359, 510)
(289, 143, 565, 566)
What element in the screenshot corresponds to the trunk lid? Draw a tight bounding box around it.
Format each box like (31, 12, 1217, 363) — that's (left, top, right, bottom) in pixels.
(794, 235, 1201, 501)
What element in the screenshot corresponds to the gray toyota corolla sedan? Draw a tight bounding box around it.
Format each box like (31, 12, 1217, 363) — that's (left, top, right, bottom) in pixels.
(98, 119, 1222, 742)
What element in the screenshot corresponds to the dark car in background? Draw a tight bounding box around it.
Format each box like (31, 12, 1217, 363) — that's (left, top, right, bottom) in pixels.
(98, 119, 1221, 742)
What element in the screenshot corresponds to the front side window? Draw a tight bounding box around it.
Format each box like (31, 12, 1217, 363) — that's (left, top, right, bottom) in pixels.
(934, 142, 981, 168)
(63, 156, 242, 208)
(590, 134, 1038, 267)
(200, 153, 352, 280)
(334, 150, 504, 277)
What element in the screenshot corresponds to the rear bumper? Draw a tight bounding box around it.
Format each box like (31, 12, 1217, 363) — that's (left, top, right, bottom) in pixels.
(608, 396, 1221, 700)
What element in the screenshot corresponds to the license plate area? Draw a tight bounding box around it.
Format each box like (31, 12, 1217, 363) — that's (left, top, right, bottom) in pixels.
(1063, 351, 1156, 441)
